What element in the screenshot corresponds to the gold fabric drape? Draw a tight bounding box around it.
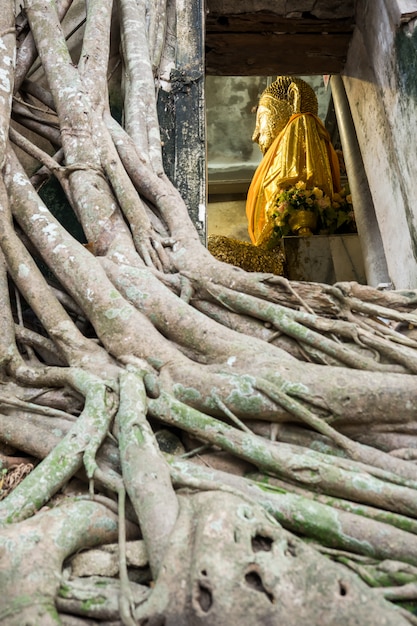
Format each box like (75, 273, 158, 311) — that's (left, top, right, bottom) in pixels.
(246, 112, 341, 246)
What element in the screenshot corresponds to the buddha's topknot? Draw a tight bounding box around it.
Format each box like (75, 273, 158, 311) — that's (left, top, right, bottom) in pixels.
(260, 76, 318, 115)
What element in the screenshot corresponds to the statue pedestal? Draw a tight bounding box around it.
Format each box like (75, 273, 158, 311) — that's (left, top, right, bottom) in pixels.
(283, 234, 366, 284)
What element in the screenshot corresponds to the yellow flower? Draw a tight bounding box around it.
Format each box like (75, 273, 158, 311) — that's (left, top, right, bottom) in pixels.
(295, 180, 306, 190)
(346, 194, 352, 204)
(313, 187, 323, 199)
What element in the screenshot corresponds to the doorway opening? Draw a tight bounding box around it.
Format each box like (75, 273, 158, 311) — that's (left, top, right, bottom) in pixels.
(205, 75, 367, 284)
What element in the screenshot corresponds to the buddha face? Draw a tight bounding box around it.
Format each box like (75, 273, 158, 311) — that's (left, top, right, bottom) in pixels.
(252, 104, 275, 155)
(252, 98, 292, 155)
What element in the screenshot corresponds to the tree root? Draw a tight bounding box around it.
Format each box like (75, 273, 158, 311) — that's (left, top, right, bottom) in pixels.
(133, 490, 410, 625)
(0, 499, 138, 626)
(170, 459, 417, 566)
(0, 370, 117, 524)
(116, 367, 178, 578)
(56, 576, 148, 622)
(150, 392, 417, 518)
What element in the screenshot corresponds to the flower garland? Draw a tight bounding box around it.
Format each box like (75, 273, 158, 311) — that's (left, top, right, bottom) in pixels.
(268, 180, 355, 241)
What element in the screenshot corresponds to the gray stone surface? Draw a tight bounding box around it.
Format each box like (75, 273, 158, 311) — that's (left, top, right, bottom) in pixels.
(284, 234, 366, 284)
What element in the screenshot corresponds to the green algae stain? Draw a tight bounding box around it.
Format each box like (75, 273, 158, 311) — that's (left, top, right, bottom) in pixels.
(395, 27, 417, 100)
(172, 383, 202, 403)
(104, 307, 133, 320)
(58, 585, 71, 598)
(81, 597, 106, 612)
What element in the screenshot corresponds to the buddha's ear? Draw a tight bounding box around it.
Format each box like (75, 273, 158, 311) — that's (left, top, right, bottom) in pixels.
(288, 82, 301, 114)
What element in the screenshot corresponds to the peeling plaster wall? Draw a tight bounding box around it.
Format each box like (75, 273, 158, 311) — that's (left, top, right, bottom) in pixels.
(206, 76, 266, 187)
(343, 0, 417, 288)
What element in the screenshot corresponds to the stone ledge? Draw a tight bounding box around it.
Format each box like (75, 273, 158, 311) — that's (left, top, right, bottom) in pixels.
(283, 234, 366, 284)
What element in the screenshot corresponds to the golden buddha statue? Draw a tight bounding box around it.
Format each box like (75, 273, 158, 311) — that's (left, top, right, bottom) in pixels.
(246, 76, 342, 246)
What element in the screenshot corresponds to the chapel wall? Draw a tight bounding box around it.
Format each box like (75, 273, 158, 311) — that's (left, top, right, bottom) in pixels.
(343, 0, 417, 289)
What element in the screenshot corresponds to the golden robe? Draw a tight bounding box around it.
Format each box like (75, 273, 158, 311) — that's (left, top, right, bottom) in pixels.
(246, 112, 341, 246)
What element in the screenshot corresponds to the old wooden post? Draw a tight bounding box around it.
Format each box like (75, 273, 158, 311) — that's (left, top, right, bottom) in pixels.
(158, 0, 206, 242)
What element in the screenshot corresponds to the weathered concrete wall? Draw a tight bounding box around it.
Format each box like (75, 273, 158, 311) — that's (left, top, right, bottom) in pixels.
(207, 76, 266, 188)
(343, 0, 417, 288)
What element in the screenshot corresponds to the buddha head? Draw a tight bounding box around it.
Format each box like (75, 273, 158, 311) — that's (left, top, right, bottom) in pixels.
(252, 76, 319, 154)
